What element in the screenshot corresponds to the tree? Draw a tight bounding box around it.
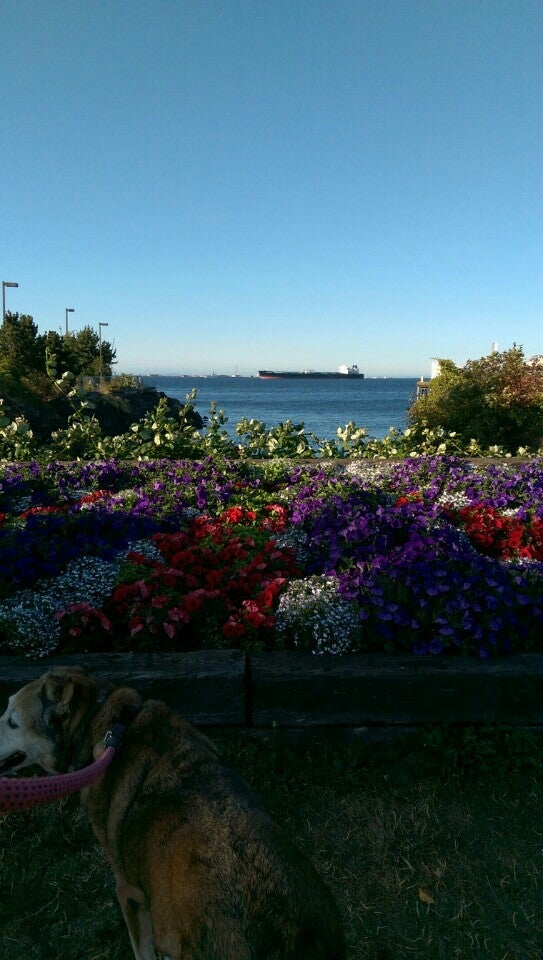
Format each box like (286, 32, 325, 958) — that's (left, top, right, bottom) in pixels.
(0, 313, 117, 381)
(44, 330, 63, 378)
(62, 326, 116, 378)
(409, 346, 543, 452)
(0, 312, 44, 376)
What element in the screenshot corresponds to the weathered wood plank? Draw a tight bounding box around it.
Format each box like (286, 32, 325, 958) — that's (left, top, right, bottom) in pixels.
(250, 652, 543, 726)
(0, 651, 246, 726)
(2, 650, 543, 729)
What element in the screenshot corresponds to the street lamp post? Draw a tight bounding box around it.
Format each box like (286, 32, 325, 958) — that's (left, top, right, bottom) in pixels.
(99, 322, 109, 383)
(2, 281, 19, 321)
(65, 308, 74, 336)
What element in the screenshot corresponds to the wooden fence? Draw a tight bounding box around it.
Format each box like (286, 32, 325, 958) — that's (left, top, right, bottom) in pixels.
(1, 651, 542, 738)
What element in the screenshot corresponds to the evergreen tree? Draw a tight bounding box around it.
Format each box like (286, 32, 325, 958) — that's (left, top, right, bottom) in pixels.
(62, 326, 116, 377)
(0, 312, 44, 375)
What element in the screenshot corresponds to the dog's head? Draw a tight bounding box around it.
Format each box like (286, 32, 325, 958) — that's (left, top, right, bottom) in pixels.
(0, 667, 109, 775)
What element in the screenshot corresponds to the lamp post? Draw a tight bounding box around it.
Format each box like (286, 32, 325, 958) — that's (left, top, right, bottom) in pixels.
(65, 307, 74, 336)
(2, 281, 19, 322)
(99, 322, 109, 383)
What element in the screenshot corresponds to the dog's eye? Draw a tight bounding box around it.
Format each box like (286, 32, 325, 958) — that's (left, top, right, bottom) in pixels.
(7, 717, 19, 729)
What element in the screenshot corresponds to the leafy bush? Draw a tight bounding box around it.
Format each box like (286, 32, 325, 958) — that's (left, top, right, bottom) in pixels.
(409, 346, 543, 453)
(96, 373, 141, 393)
(236, 417, 317, 458)
(47, 407, 104, 460)
(0, 399, 35, 460)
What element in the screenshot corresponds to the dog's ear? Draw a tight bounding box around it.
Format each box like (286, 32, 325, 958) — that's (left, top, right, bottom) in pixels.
(42, 673, 78, 719)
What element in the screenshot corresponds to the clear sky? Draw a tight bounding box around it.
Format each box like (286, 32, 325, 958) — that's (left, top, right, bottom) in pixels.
(1, 0, 541, 377)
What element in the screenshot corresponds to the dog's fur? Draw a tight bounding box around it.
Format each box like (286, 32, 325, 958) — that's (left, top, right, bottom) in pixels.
(0, 668, 346, 960)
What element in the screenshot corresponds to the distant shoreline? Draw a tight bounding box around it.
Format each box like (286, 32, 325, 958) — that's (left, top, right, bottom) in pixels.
(136, 373, 418, 380)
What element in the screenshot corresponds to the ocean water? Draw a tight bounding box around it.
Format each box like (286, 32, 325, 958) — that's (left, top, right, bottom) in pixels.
(143, 375, 417, 441)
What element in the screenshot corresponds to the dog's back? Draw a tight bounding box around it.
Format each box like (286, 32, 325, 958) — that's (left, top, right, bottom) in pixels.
(86, 699, 346, 960)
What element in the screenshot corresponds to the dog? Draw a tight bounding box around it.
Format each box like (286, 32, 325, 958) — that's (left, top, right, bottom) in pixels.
(0, 667, 347, 960)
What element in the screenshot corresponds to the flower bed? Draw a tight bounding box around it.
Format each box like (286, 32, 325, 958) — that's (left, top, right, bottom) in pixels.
(1, 456, 543, 660)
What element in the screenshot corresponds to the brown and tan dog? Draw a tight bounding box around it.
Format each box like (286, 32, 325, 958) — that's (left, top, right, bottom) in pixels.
(0, 667, 347, 960)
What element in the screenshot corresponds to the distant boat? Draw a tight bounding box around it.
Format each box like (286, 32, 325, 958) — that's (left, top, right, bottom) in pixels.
(258, 364, 364, 380)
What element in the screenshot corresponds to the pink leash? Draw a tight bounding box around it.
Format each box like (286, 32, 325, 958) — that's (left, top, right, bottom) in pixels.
(0, 745, 116, 813)
(0, 709, 139, 814)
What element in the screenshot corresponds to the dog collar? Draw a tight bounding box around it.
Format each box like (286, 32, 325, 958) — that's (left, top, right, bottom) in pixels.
(103, 703, 141, 752)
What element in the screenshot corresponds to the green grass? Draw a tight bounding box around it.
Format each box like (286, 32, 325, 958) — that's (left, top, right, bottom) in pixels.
(1, 727, 542, 960)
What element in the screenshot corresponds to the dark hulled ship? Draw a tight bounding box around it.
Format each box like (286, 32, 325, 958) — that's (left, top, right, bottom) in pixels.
(258, 364, 363, 379)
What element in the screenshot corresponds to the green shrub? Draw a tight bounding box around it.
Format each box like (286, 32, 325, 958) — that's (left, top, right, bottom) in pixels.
(409, 346, 543, 453)
(0, 400, 36, 460)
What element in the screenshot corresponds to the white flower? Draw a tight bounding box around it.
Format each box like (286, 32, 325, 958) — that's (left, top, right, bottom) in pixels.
(0, 538, 162, 658)
(276, 575, 359, 655)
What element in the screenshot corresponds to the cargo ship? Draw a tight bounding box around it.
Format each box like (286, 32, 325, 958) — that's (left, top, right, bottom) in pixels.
(258, 364, 363, 380)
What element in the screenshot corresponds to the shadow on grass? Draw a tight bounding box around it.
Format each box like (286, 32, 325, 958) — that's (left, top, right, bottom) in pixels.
(0, 726, 541, 960)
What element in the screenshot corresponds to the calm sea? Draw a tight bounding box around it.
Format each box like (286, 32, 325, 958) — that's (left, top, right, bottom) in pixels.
(143, 375, 416, 441)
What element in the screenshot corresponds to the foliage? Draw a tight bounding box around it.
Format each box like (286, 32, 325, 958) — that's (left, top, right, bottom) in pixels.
(0, 314, 116, 382)
(0, 312, 44, 375)
(61, 325, 116, 378)
(0, 386, 539, 463)
(99, 395, 204, 459)
(409, 346, 543, 453)
(199, 401, 239, 458)
(47, 407, 105, 460)
(99, 373, 143, 393)
(0, 399, 35, 460)
(236, 417, 317, 458)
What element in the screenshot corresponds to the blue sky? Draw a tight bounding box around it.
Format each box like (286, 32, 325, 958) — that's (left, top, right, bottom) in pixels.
(1, 0, 541, 377)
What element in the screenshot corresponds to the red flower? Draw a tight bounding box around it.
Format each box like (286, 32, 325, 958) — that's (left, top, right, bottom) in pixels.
(223, 617, 246, 639)
(450, 502, 543, 561)
(206, 569, 223, 588)
(151, 594, 168, 608)
(183, 590, 205, 614)
(262, 504, 288, 532)
(167, 606, 189, 624)
(78, 489, 110, 505)
(59, 501, 300, 653)
(245, 610, 267, 629)
(20, 504, 64, 519)
(223, 506, 257, 524)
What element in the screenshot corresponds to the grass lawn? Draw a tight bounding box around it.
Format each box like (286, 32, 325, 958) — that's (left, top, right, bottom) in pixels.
(0, 726, 541, 960)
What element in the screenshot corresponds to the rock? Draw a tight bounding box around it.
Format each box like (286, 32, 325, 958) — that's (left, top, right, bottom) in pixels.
(0, 383, 203, 441)
(85, 387, 203, 437)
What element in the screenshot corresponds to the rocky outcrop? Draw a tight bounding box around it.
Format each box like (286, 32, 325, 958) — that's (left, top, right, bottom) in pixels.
(84, 387, 203, 437)
(1, 383, 203, 441)
(0, 386, 73, 441)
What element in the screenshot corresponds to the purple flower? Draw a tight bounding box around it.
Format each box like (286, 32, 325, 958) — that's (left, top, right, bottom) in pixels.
(413, 640, 429, 655)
